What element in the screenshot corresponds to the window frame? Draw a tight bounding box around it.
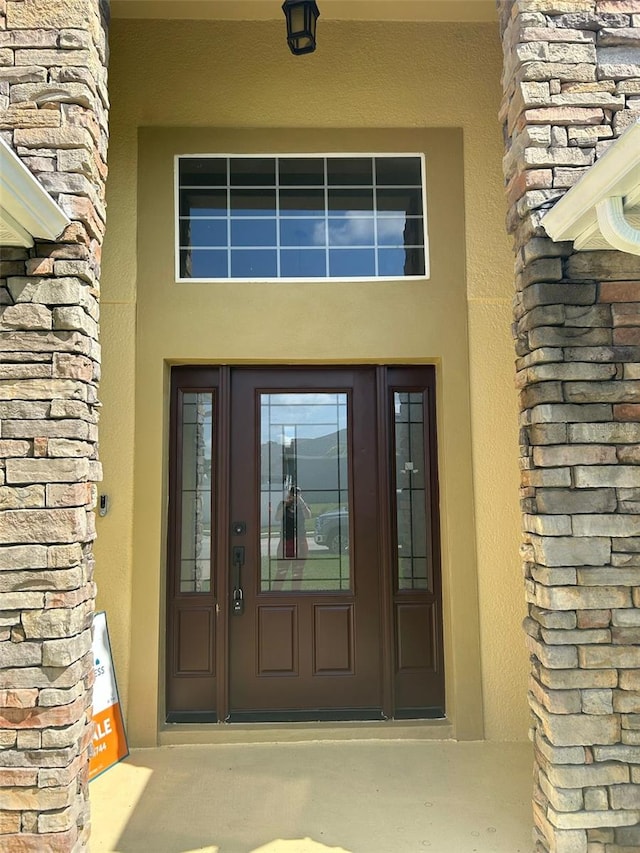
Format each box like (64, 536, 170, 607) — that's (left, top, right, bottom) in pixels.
(174, 152, 430, 283)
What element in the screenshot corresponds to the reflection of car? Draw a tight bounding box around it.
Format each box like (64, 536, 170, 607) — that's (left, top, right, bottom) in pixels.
(314, 508, 349, 553)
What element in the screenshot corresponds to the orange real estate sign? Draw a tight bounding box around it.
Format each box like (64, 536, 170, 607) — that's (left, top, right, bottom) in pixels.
(89, 611, 129, 781)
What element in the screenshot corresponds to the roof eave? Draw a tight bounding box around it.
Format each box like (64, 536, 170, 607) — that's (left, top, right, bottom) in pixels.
(0, 137, 70, 248)
(543, 118, 640, 256)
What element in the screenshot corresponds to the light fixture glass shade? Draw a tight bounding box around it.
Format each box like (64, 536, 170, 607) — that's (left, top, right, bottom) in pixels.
(282, 0, 320, 55)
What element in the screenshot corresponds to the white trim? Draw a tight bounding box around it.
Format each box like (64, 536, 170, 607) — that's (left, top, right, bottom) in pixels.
(174, 152, 430, 282)
(0, 137, 70, 247)
(543, 118, 640, 255)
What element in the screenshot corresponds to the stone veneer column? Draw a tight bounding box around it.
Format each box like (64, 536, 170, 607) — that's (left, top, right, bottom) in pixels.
(0, 0, 108, 850)
(499, 2, 640, 852)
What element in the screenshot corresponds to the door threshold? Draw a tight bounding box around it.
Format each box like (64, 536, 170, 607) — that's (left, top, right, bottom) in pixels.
(158, 717, 454, 746)
(227, 708, 386, 723)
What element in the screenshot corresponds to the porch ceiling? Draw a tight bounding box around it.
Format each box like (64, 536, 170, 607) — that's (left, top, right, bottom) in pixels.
(110, 0, 497, 22)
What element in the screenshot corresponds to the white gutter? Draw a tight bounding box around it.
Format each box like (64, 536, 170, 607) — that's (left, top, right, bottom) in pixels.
(0, 137, 70, 247)
(596, 196, 640, 255)
(543, 118, 640, 256)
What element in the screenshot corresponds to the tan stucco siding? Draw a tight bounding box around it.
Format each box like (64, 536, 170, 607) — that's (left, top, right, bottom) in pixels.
(97, 19, 526, 743)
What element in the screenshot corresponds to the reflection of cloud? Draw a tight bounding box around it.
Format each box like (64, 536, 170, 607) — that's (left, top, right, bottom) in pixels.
(312, 222, 325, 245)
(313, 212, 404, 247)
(377, 217, 405, 242)
(260, 394, 348, 444)
(323, 215, 373, 246)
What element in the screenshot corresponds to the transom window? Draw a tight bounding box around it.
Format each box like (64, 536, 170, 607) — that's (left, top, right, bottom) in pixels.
(176, 155, 428, 281)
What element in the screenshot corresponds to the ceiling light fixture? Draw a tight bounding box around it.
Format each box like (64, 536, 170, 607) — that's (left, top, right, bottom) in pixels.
(282, 0, 320, 55)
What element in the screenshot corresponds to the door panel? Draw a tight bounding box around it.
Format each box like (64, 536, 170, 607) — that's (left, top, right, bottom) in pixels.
(257, 606, 297, 674)
(176, 607, 214, 673)
(396, 602, 435, 670)
(314, 605, 354, 674)
(166, 364, 445, 723)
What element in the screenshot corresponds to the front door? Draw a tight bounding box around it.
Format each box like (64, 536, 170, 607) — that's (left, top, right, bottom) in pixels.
(166, 365, 444, 723)
(228, 367, 381, 720)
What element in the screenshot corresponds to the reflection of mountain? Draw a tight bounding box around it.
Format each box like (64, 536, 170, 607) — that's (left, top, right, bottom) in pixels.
(262, 429, 348, 494)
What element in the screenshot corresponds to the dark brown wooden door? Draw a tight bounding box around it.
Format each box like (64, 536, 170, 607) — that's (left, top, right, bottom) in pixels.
(166, 365, 444, 723)
(228, 367, 382, 720)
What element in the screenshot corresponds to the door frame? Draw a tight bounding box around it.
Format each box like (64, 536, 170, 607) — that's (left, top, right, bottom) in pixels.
(165, 364, 444, 724)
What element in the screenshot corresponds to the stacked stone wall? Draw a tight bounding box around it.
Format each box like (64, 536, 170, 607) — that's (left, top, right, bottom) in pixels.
(0, 1, 108, 850)
(499, 2, 640, 852)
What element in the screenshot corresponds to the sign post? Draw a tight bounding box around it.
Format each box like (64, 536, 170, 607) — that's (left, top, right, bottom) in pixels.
(89, 610, 129, 781)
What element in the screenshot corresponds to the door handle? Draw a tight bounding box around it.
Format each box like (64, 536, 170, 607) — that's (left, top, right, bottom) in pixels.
(231, 546, 245, 615)
(232, 587, 244, 614)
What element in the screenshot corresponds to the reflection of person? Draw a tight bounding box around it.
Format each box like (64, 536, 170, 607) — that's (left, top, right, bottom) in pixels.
(274, 487, 312, 590)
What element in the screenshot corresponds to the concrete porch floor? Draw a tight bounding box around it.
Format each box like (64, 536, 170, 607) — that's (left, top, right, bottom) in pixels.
(90, 737, 534, 853)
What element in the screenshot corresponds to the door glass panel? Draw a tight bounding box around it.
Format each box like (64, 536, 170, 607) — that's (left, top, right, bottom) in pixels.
(260, 393, 351, 592)
(180, 392, 213, 593)
(394, 392, 429, 591)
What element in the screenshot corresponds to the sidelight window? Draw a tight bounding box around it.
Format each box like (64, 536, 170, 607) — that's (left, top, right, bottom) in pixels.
(176, 155, 428, 281)
(178, 391, 214, 593)
(393, 391, 432, 591)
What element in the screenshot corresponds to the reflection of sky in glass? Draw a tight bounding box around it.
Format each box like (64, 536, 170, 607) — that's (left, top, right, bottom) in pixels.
(378, 249, 405, 277)
(324, 214, 406, 248)
(327, 217, 373, 247)
(231, 219, 276, 247)
(281, 219, 325, 247)
(281, 249, 326, 277)
(330, 249, 375, 277)
(183, 249, 227, 278)
(184, 215, 414, 250)
(185, 219, 226, 248)
(379, 217, 410, 246)
(179, 157, 426, 278)
(183, 246, 422, 279)
(231, 250, 276, 277)
(261, 394, 347, 442)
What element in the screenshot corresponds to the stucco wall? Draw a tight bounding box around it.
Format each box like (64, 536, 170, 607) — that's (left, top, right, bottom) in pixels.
(97, 18, 526, 743)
